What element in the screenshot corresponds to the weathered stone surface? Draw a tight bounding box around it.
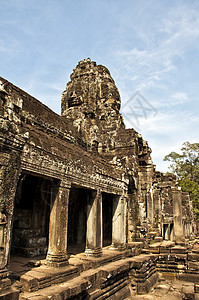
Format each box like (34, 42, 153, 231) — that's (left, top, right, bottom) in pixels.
(188, 253, 199, 262)
(0, 59, 198, 299)
(182, 284, 195, 299)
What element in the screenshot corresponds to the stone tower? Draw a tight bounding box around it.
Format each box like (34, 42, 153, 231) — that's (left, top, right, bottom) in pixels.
(61, 58, 125, 152)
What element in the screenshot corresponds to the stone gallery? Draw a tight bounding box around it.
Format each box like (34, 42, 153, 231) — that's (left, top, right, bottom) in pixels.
(0, 59, 198, 299)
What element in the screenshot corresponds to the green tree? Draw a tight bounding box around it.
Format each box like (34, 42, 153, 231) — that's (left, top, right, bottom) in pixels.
(164, 142, 199, 219)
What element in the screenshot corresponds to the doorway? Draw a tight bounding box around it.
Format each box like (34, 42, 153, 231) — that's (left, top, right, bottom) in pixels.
(67, 187, 91, 254)
(102, 193, 113, 247)
(11, 173, 58, 258)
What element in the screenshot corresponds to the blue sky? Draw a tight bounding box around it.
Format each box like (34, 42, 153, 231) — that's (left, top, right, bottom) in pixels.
(1, 0, 199, 172)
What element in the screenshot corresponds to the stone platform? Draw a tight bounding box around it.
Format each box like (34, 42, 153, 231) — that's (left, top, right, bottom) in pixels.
(7, 247, 159, 299)
(128, 277, 199, 300)
(0, 241, 197, 299)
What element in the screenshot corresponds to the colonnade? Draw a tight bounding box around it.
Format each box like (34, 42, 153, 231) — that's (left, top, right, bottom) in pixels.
(46, 181, 127, 267)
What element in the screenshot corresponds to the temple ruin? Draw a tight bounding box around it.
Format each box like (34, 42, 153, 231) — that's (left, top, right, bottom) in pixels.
(0, 58, 198, 299)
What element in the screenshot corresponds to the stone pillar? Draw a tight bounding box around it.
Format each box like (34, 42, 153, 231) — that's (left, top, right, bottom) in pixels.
(0, 133, 24, 297)
(164, 224, 170, 240)
(124, 196, 128, 244)
(85, 190, 102, 257)
(172, 188, 184, 243)
(147, 190, 153, 225)
(170, 223, 174, 241)
(153, 189, 161, 230)
(110, 195, 125, 250)
(46, 182, 70, 267)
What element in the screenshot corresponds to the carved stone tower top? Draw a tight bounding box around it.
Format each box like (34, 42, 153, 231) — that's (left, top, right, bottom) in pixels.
(61, 59, 125, 151)
(61, 58, 122, 116)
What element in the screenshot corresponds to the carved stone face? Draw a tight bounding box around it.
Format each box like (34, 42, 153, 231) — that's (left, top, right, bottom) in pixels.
(100, 82, 120, 112)
(61, 59, 125, 151)
(61, 59, 121, 114)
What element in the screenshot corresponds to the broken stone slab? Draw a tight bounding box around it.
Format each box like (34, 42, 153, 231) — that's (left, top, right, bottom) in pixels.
(157, 253, 187, 266)
(188, 252, 199, 262)
(158, 253, 172, 260)
(176, 273, 199, 283)
(192, 243, 199, 253)
(133, 269, 157, 281)
(141, 249, 151, 254)
(161, 291, 182, 300)
(154, 236, 163, 242)
(161, 241, 175, 248)
(170, 280, 183, 290)
(159, 242, 175, 253)
(27, 260, 41, 268)
(171, 254, 187, 261)
(136, 272, 158, 294)
(170, 246, 188, 254)
(20, 265, 79, 292)
(0, 278, 12, 294)
(148, 231, 158, 238)
(103, 282, 131, 300)
(188, 261, 199, 271)
(128, 242, 145, 256)
(80, 268, 103, 292)
(195, 283, 199, 293)
(0, 289, 19, 300)
(157, 263, 186, 271)
(68, 257, 90, 273)
(135, 265, 156, 275)
(195, 293, 199, 300)
(152, 283, 170, 296)
(20, 277, 90, 300)
(98, 259, 130, 279)
(149, 242, 161, 254)
(96, 276, 130, 299)
(128, 254, 158, 269)
(78, 253, 117, 269)
(182, 284, 195, 299)
(60, 277, 90, 299)
(149, 242, 162, 247)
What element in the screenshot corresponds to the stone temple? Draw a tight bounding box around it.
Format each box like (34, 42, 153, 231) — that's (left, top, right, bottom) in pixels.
(0, 58, 198, 299)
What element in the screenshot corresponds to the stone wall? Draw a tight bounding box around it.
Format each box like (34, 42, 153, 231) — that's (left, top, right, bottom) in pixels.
(0, 59, 197, 299)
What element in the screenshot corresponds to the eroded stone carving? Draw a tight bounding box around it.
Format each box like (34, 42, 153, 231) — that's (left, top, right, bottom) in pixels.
(0, 60, 197, 299)
(0, 204, 7, 256)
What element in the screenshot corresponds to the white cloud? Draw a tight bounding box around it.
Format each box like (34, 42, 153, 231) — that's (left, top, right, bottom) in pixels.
(170, 92, 188, 104)
(113, 2, 199, 172)
(122, 103, 199, 173)
(114, 3, 199, 95)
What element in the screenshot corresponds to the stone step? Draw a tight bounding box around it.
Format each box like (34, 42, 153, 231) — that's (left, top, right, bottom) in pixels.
(17, 253, 160, 299)
(14, 228, 42, 237)
(14, 236, 47, 248)
(0, 289, 19, 300)
(19, 276, 90, 300)
(19, 258, 131, 299)
(12, 245, 47, 258)
(20, 265, 80, 293)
